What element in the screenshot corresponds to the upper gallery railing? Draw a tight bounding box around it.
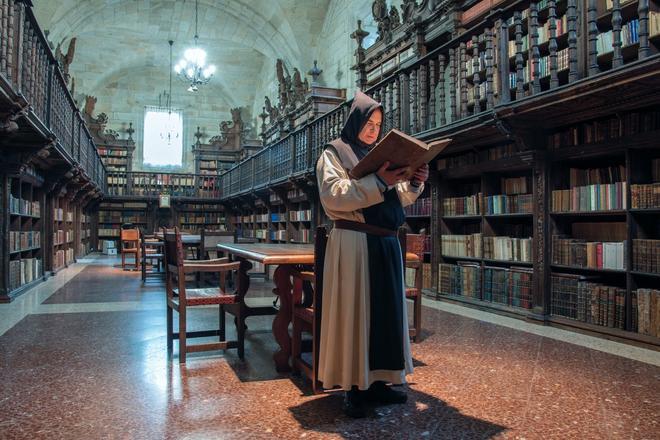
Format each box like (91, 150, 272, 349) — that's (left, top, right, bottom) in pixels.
(218, 0, 657, 200)
(0, 0, 106, 192)
(106, 171, 221, 199)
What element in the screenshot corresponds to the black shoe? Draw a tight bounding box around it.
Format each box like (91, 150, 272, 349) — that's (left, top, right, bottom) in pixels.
(366, 381, 408, 405)
(343, 388, 367, 418)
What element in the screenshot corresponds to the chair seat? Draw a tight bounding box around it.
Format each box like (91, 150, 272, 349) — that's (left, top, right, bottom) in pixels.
(406, 287, 419, 298)
(294, 305, 314, 322)
(144, 253, 164, 259)
(123, 248, 139, 253)
(172, 287, 237, 306)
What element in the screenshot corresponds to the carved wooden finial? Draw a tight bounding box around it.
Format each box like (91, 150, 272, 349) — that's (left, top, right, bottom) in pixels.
(307, 60, 323, 85)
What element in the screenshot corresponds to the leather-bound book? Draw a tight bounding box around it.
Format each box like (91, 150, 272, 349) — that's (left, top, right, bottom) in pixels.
(349, 129, 451, 179)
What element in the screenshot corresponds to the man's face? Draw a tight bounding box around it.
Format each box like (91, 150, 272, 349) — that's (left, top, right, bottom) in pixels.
(358, 109, 382, 146)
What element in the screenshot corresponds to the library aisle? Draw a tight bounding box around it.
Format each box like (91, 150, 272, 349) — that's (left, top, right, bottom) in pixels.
(0, 256, 658, 439)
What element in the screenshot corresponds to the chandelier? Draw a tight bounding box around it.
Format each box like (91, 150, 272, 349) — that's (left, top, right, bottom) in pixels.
(161, 40, 180, 145)
(174, 0, 215, 92)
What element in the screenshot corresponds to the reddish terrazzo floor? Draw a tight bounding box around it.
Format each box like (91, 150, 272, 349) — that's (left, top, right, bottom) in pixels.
(0, 261, 658, 439)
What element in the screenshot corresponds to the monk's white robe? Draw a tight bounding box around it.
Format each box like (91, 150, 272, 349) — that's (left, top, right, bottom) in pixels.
(316, 147, 423, 390)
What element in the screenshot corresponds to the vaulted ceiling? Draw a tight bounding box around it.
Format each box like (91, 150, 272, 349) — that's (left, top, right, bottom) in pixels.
(33, 0, 331, 115)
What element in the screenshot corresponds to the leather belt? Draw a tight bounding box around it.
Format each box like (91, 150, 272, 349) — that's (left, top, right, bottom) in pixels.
(334, 219, 397, 237)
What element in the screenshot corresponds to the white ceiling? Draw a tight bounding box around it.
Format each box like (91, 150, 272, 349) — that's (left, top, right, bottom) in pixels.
(33, 0, 331, 111)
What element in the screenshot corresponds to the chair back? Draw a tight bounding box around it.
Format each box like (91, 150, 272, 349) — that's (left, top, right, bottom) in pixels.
(162, 227, 184, 270)
(313, 225, 329, 323)
(121, 228, 139, 246)
(406, 233, 426, 259)
(201, 230, 235, 259)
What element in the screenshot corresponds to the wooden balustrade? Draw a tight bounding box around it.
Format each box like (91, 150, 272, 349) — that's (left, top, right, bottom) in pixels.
(106, 172, 221, 199)
(0, 0, 106, 193)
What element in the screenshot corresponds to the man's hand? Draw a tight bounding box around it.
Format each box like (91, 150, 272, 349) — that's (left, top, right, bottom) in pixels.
(411, 163, 429, 186)
(376, 161, 409, 186)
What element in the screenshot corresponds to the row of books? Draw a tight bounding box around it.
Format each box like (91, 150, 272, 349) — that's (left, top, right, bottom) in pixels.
(437, 144, 524, 170)
(289, 210, 312, 221)
(9, 231, 41, 252)
(199, 160, 218, 169)
(53, 208, 71, 222)
(107, 176, 127, 186)
(270, 229, 287, 241)
(255, 214, 269, 223)
(421, 263, 432, 289)
(179, 204, 223, 211)
(552, 237, 626, 270)
(9, 196, 40, 217)
(551, 275, 626, 329)
(548, 111, 660, 149)
(632, 239, 660, 274)
(483, 236, 532, 263)
(404, 197, 431, 216)
(287, 188, 306, 200)
(484, 194, 533, 215)
(8, 258, 43, 291)
(98, 147, 129, 157)
(443, 194, 481, 216)
(596, 19, 642, 56)
(53, 230, 66, 246)
(81, 229, 91, 239)
(508, 47, 569, 87)
(636, 289, 660, 337)
(505, 14, 568, 59)
(438, 262, 481, 298)
(54, 249, 75, 269)
(255, 229, 268, 240)
(484, 266, 533, 309)
(271, 213, 287, 222)
(99, 214, 122, 223)
(103, 158, 128, 166)
(79, 242, 91, 256)
(179, 214, 224, 224)
(500, 176, 530, 195)
(631, 183, 660, 209)
(120, 215, 146, 224)
(442, 233, 482, 258)
(270, 193, 284, 203)
(99, 228, 120, 237)
(289, 228, 311, 243)
(551, 182, 627, 212)
(569, 165, 626, 187)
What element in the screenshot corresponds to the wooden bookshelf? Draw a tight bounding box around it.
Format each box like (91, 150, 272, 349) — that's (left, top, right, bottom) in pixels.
(49, 195, 75, 273)
(3, 174, 46, 300)
(176, 202, 226, 234)
(286, 187, 312, 244)
(97, 201, 149, 250)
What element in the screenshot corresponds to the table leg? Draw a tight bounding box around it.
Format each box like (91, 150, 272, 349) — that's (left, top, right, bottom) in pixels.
(272, 264, 293, 372)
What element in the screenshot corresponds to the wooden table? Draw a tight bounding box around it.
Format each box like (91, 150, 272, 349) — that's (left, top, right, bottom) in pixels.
(217, 242, 421, 372)
(217, 243, 314, 372)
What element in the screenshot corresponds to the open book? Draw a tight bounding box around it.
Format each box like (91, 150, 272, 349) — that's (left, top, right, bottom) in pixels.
(349, 129, 452, 180)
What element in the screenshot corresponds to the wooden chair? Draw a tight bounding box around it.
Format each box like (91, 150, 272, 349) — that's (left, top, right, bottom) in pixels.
(120, 228, 140, 271)
(162, 227, 245, 364)
(403, 233, 425, 343)
(141, 230, 164, 283)
(291, 226, 328, 394)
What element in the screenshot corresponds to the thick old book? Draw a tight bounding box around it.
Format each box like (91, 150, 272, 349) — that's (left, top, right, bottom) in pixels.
(349, 129, 451, 179)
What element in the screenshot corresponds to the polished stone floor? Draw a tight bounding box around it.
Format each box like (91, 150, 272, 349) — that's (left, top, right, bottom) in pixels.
(0, 255, 658, 439)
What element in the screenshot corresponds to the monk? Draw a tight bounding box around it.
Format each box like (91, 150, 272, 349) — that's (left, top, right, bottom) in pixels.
(316, 90, 429, 418)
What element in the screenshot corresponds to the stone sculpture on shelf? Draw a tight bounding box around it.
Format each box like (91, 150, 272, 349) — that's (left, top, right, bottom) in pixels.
(55, 37, 77, 86)
(265, 96, 279, 122)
